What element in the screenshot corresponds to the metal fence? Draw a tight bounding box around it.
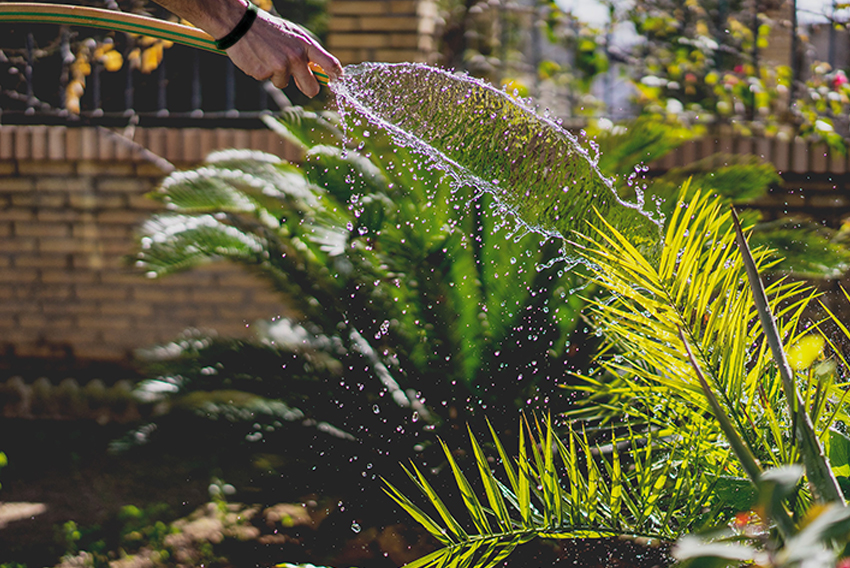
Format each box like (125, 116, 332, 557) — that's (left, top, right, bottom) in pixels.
(0, 22, 297, 128)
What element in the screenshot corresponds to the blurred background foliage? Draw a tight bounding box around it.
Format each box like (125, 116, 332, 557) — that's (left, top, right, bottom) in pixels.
(7, 0, 850, 139)
(0, 0, 331, 116)
(439, 0, 850, 148)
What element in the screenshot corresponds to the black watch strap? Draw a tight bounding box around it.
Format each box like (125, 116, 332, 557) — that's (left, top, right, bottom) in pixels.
(215, 2, 259, 51)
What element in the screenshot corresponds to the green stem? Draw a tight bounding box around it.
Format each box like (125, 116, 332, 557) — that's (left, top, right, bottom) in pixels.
(731, 207, 845, 505)
(678, 327, 796, 538)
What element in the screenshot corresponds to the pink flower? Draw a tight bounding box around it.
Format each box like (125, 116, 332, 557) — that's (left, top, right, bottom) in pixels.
(734, 64, 745, 74)
(833, 70, 848, 88)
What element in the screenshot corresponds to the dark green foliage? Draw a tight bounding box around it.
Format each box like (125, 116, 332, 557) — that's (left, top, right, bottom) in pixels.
(134, 109, 587, 478)
(750, 219, 850, 279)
(644, 154, 781, 204)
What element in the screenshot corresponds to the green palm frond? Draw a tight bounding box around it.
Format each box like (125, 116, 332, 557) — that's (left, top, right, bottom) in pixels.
(569, 186, 849, 511)
(136, 105, 588, 465)
(386, 415, 716, 568)
(750, 219, 850, 279)
(156, 151, 321, 218)
(646, 153, 780, 205)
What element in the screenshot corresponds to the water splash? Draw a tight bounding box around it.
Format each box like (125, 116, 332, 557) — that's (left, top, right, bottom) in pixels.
(331, 62, 661, 257)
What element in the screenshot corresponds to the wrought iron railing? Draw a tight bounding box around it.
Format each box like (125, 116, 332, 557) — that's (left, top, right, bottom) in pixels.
(0, 3, 321, 128)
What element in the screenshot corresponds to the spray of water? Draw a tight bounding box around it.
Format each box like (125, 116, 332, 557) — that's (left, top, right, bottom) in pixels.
(331, 62, 661, 258)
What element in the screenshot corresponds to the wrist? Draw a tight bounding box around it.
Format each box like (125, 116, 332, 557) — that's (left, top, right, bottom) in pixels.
(203, 0, 253, 40)
(215, 1, 259, 50)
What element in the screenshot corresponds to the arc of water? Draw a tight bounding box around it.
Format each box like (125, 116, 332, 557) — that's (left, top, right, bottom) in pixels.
(331, 62, 662, 256)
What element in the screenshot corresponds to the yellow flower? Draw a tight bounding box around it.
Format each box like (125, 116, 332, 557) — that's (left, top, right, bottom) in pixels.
(72, 56, 91, 78)
(138, 35, 159, 47)
(127, 48, 141, 69)
(141, 43, 164, 74)
(93, 43, 113, 60)
(102, 50, 123, 72)
(65, 80, 84, 114)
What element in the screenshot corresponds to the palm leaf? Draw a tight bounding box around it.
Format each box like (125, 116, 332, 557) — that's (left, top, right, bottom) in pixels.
(577, 188, 810, 472)
(565, 185, 850, 548)
(387, 416, 715, 568)
(468, 425, 512, 532)
(383, 475, 454, 546)
(137, 214, 266, 276)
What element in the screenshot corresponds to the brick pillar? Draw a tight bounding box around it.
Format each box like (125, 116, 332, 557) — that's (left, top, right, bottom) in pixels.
(327, 0, 439, 66)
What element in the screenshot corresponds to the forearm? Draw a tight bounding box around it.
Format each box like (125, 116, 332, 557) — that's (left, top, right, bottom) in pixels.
(150, 0, 249, 39)
(150, 0, 342, 96)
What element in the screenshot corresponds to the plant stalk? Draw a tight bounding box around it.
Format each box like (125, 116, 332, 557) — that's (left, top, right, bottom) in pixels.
(678, 327, 796, 538)
(731, 207, 845, 505)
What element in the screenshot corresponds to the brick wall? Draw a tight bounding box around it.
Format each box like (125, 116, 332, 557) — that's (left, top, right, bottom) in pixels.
(327, 0, 439, 65)
(0, 125, 297, 370)
(4, 122, 849, 371)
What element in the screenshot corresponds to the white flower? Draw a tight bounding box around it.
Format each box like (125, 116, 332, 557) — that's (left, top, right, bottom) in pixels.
(666, 98, 684, 114)
(815, 119, 834, 132)
(641, 75, 666, 87)
(595, 118, 614, 131)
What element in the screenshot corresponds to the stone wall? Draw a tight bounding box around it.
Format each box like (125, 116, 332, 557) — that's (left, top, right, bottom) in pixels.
(0, 125, 297, 371)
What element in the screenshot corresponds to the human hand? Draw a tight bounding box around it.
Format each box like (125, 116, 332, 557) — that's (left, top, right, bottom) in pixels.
(224, 8, 342, 97)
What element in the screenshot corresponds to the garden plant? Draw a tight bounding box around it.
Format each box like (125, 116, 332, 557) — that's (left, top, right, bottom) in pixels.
(327, 66, 850, 568)
(118, 61, 850, 567)
(5, 3, 850, 568)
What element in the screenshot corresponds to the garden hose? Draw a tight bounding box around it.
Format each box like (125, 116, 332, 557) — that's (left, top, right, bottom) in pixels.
(0, 2, 330, 85)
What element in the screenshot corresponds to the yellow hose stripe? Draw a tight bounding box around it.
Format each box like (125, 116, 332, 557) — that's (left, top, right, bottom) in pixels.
(0, 3, 222, 53)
